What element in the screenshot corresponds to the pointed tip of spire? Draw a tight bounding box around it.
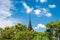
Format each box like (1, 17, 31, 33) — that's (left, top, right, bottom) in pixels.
(28, 14, 33, 31)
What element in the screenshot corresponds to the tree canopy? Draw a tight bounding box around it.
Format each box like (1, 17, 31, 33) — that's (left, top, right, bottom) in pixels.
(0, 21, 60, 40)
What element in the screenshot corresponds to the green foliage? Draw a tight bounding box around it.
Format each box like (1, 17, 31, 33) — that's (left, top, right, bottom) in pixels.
(15, 23, 27, 31)
(46, 21, 60, 40)
(0, 20, 60, 40)
(0, 23, 27, 40)
(0, 23, 46, 40)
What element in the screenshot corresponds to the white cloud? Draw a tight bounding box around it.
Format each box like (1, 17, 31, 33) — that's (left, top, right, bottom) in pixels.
(45, 13, 52, 17)
(0, 0, 13, 18)
(36, 0, 39, 2)
(33, 8, 52, 17)
(42, 8, 47, 12)
(37, 24, 46, 28)
(49, 4, 56, 8)
(22, 2, 52, 17)
(0, 19, 14, 28)
(34, 24, 46, 30)
(42, 8, 52, 17)
(0, 0, 19, 28)
(0, 18, 21, 28)
(22, 2, 33, 13)
(0, 10, 11, 18)
(34, 9, 41, 15)
(40, 0, 47, 3)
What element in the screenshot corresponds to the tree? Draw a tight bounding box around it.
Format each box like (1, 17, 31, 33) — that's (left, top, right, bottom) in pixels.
(46, 21, 60, 40)
(15, 23, 27, 31)
(12, 30, 35, 40)
(0, 23, 27, 40)
(1, 26, 15, 40)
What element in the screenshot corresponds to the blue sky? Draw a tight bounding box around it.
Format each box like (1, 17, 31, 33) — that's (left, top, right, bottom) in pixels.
(0, 0, 60, 32)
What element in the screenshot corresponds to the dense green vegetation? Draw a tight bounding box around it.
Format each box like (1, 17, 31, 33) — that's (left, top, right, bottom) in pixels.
(0, 21, 60, 40)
